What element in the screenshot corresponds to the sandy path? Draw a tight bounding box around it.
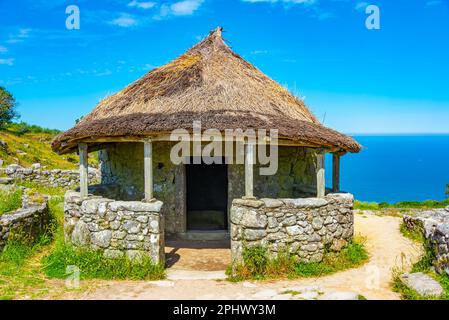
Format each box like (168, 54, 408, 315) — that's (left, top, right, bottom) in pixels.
(66, 213, 423, 300)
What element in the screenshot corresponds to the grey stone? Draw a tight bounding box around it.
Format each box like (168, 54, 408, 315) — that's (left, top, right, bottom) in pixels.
(71, 221, 91, 247)
(312, 217, 324, 230)
(244, 229, 266, 241)
(233, 199, 264, 208)
(0, 177, 13, 184)
(91, 230, 112, 248)
(286, 225, 303, 236)
(123, 220, 140, 234)
(241, 210, 267, 228)
(230, 206, 245, 224)
(400, 273, 443, 297)
(282, 198, 328, 208)
(281, 216, 296, 226)
(261, 198, 284, 208)
(108, 201, 163, 212)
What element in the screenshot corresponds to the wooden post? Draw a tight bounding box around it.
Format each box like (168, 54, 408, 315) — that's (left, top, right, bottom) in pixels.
(244, 141, 255, 199)
(79, 143, 88, 198)
(332, 153, 340, 193)
(144, 139, 154, 202)
(316, 150, 325, 198)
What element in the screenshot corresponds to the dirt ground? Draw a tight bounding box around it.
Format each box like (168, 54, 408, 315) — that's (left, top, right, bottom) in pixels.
(165, 239, 231, 271)
(59, 212, 422, 300)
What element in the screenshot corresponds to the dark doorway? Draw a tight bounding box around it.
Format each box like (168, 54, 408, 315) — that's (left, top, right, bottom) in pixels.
(186, 159, 228, 231)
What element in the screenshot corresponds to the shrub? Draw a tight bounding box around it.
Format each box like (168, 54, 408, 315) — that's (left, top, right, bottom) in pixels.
(227, 238, 368, 281)
(42, 243, 165, 281)
(0, 87, 19, 129)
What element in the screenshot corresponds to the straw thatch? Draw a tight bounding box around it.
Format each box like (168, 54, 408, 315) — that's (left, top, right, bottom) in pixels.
(52, 27, 361, 154)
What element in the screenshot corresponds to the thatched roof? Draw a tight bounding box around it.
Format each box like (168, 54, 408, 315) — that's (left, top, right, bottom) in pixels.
(52, 27, 361, 154)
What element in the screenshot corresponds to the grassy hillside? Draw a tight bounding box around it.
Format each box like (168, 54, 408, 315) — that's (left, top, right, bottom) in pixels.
(0, 122, 98, 170)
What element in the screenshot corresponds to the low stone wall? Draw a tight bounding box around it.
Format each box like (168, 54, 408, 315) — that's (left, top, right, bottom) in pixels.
(1, 164, 100, 188)
(404, 207, 449, 276)
(0, 189, 50, 250)
(64, 191, 165, 263)
(230, 193, 354, 263)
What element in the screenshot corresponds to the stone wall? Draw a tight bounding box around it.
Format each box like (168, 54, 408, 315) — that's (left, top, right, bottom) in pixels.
(230, 193, 354, 263)
(404, 208, 449, 276)
(0, 187, 50, 250)
(64, 191, 165, 263)
(1, 164, 100, 188)
(99, 142, 317, 234)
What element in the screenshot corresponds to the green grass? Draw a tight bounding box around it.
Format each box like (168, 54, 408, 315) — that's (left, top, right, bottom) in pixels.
(42, 243, 165, 281)
(0, 237, 52, 300)
(40, 186, 165, 281)
(392, 222, 449, 300)
(227, 237, 369, 281)
(0, 187, 22, 215)
(0, 122, 99, 169)
(355, 199, 449, 211)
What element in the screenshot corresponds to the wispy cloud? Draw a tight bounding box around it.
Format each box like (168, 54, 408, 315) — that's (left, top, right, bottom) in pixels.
(426, 0, 443, 6)
(128, 0, 156, 9)
(0, 46, 7, 53)
(6, 28, 32, 44)
(109, 13, 139, 27)
(241, 0, 316, 4)
(157, 0, 204, 18)
(355, 2, 368, 11)
(0, 58, 14, 66)
(251, 50, 269, 55)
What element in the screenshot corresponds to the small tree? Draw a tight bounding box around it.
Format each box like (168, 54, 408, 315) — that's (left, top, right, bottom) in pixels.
(0, 86, 19, 129)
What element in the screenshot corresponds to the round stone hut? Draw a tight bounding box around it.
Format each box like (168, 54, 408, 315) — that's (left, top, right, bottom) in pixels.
(52, 27, 361, 265)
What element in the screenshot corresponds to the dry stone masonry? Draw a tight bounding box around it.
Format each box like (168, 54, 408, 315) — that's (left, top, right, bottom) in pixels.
(230, 193, 354, 263)
(1, 163, 100, 188)
(0, 186, 50, 250)
(64, 190, 165, 263)
(404, 207, 449, 276)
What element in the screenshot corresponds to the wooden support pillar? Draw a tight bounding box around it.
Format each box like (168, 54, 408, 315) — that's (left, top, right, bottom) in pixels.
(79, 143, 88, 198)
(244, 141, 255, 199)
(144, 139, 154, 202)
(332, 153, 341, 193)
(316, 150, 325, 198)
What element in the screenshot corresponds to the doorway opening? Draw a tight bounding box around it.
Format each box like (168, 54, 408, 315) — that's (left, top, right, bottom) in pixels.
(186, 159, 228, 231)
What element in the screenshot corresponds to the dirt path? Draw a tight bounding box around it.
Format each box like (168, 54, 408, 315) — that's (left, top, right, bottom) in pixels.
(63, 213, 423, 300)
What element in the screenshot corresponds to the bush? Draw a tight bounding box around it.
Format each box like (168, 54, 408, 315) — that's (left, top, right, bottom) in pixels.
(42, 243, 165, 281)
(5, 122, 60, 135)
(227, 238, 369, 281)
(0, 87, 19, 129)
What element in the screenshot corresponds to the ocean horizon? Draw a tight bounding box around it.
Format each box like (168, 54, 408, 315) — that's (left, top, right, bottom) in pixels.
(325, 134, 449, 203)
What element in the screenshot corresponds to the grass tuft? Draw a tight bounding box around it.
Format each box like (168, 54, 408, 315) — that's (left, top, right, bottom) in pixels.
(0, 187, 22, 215)
(393, 222, 449, 300)
(227, 237, 368, 281)
(42, 243, 165, 281)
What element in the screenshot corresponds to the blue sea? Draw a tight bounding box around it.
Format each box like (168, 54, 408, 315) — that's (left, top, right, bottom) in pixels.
(324, 135, 449, 203)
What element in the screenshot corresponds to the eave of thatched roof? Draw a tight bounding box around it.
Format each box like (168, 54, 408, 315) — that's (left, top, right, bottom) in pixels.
(52, 27, 361, 154)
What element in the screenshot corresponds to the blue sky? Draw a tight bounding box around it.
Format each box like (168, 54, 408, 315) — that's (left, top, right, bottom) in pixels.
(0, 0, 448, 133)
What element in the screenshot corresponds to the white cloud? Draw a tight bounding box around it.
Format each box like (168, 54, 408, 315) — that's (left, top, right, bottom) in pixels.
(128, 1, 156, 9)
(242, 0, 315, 4)
(0, 46, 7, 53)
(426, 0, 443, 6)
(110, 14, 138, 27)
(6, 28, 32, 44)
(251, 50, 269, 55)
(355, 2, 368, 11)
(170, 0, 204, 16)
(0, 58, 14, 66)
